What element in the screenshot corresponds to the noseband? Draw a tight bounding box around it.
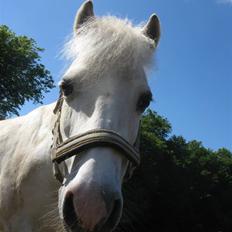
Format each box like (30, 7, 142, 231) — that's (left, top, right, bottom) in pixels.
(51, 95, 140, 183)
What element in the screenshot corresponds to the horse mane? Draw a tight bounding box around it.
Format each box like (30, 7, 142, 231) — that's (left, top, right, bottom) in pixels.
(62, 16, 156, 78)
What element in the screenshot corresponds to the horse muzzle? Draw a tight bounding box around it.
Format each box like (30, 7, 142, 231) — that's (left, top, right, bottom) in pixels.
(62, 180, 123, 232)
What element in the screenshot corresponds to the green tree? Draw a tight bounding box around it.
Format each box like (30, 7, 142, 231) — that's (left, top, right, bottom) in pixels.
(0, 25, 54, 119)
(117, 110, 232, 232)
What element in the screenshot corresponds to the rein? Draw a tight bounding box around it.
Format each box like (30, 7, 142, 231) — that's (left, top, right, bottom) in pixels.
(51, 95, 140, 183)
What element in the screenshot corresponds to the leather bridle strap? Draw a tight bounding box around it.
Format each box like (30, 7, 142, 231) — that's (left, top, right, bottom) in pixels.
(51, 129, 140, 166)
(51, 95, 140, 183)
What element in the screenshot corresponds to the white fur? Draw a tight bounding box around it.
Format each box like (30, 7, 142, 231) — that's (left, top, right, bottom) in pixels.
(62, 16, 155, 79)
(0, 11, 157, 232)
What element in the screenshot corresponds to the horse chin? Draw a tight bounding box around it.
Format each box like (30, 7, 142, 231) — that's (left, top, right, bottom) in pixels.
(63, 210, 122, 232)
(62, 198, 122, 232)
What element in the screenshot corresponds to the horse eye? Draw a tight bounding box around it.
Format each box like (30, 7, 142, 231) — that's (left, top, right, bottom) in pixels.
(60, 79, 73, 96)
(137, 91, 153, 112)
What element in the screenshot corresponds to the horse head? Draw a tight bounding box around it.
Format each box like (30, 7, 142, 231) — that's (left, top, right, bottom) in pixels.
(54, 1, 160, 231)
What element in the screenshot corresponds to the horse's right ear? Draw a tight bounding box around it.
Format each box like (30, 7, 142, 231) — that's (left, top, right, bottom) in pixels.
(73, 0, 95, 33)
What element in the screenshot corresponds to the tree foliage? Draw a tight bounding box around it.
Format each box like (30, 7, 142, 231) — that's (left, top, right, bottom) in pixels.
(0, 25, 54, 119)
(117, 110, 232, 232)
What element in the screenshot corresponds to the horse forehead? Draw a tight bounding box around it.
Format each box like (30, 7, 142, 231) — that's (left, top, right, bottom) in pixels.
(65, 59, 147, 88)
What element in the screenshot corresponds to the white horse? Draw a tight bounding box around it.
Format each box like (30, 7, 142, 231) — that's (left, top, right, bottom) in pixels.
(0, 1, 160, 232)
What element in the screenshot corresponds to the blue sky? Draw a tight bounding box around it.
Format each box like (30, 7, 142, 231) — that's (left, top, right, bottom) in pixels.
(0, 0, 231, 151)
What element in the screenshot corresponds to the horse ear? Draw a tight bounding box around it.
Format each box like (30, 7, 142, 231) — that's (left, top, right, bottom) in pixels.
(142, 14, 161, 46)
(73, 0, 95, 33)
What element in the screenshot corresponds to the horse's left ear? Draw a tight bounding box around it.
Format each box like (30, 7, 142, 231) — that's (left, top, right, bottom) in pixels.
(73, 0, 95, 33)
(142, 14, 161, 47)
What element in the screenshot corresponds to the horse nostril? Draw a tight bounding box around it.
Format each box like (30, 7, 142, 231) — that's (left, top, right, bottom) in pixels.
(107, 199, 122, 228)
(63, 192, 77, 228)
(97, 198, 122, 232)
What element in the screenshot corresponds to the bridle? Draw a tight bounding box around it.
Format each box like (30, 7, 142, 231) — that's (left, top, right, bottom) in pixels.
(51, 94, 141, 184)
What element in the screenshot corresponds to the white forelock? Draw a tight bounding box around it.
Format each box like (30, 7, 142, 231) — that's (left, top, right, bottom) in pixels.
(61, 16, 156, 77)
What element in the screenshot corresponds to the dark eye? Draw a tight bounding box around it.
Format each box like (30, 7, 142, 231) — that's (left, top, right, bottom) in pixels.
(137, 91, 153, 112)
(60, 79, 73, 96)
